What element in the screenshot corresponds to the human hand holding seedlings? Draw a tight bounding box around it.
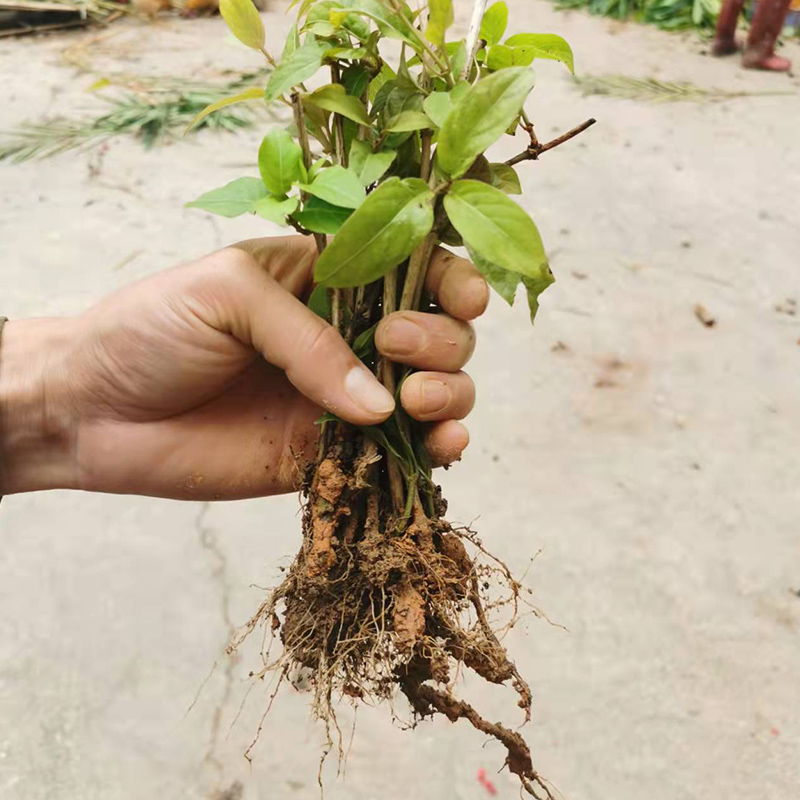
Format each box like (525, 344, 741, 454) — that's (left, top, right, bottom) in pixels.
(0, 236, 487, 499)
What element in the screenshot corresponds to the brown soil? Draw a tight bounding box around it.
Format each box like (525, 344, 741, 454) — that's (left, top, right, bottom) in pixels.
(228, 428, 553, 799)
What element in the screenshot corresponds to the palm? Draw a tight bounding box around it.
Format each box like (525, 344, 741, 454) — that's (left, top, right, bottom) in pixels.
(71, 241, 321, 498)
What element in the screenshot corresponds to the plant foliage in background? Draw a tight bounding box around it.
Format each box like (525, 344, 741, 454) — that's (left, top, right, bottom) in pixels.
(555, 0, 720, 32)
(0, 71, 270, 163)
(573, 73, 795, 101)
(187, 1, 593, 795)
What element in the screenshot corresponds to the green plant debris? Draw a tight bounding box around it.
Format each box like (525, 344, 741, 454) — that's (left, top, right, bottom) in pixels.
(573, 73, 795, 102)
(0, 71, 271, 164)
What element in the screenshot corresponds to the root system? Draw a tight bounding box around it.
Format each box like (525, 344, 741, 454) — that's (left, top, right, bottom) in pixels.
(228, 429, 553, 799)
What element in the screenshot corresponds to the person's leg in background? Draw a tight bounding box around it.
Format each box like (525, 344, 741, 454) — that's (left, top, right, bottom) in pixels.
(743, 0, 793, 70)
(713, 0, 748, 54)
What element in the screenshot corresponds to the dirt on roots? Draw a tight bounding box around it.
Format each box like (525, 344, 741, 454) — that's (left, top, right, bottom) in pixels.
(227, 430, 553, 799)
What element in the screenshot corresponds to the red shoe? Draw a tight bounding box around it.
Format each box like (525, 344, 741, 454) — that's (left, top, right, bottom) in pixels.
(742, 51, 792, 70)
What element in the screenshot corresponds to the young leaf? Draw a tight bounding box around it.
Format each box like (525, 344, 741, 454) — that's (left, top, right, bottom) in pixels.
(486, 44, 513, 71)
(265, 39, 324, 103)
(349, 139, 396, 186)
(479, 1, 508, 46)
(436, 67, 535, 179)
(425, 0, 453, 46)
(421, 82, 470, 128)
(254, 195, 299, 225)
(489, 162, 522, 194)
(308, 157, 330, 182)
(294, 196, 353, 233)
(385, 110, 433, 132)
(219, 0, 265, 51)
(258, 128, 304, 197)
(303, 84, 371, 126)
(184, 86, 264, 134)
(298, 165, 366, 209)
(314, 177, 434, 288)
(466, 245, 520, 305)
(443, 180, 550, 288)
(503, 33, 574, 74)
(186, 177, 268, 218)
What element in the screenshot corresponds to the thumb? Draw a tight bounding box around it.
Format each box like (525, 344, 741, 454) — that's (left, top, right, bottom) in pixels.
(204, 248, 395, 426)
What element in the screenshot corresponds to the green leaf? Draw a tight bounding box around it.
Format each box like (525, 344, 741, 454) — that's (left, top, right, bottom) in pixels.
(421, 82, 469, 128)
(332, 0, 418, 45)
(422, 92, 450, 128)
(385, 110, 433, 132)
(352, 323, 377, 360)
(369, 62, 396, 102)
(265, 39, 324, 103)
(303, 84, 371, 125)
(436, 67, 535, 179)
(282, 22, 301, 59)
(522, 273, 552, 323)
(449, 39, 468, 77)
(219, 0, 265, 51)
(479, 1, 508, 46)
(186, 177, 268, 218)
(443, 179, 551, 290)
(486, 44, 513, 71)
(467, 245, 520, 305)
(425, 0, 453, 45)
(308, 157, 330, 182)
(294, 196, 353, 234)
(342, 63, 371, 97)
(489, 162, 522, 194)
(503, 33, 574, 74)
(307, 284, 331, 320)
(325, 46, 369, 60)
(258, 128, 304, 197)
(183, 86, 264, 134)
(254, 195, 299, 225)
(314, 177, 434, 288)
(298, 165, 366, 209)
(349, 139, 396, 186)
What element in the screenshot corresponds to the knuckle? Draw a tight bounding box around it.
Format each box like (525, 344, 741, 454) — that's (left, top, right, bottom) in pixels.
(304, 321, 342, 361)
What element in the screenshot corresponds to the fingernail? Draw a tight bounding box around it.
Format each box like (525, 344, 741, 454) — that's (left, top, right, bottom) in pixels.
(381, 317, 427, 357)
(345, 367, 395, 416)
(422, 380, 451, 414)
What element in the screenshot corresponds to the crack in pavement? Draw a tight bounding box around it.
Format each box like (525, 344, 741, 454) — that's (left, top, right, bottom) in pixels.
(195, 502, 240, 790)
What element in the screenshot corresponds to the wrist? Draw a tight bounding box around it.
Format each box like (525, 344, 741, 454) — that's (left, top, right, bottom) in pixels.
(0, 318, 79, 494)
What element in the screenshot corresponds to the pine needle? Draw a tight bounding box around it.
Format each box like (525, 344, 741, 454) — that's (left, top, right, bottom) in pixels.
(0, 71, 272, 164)
(573, 74, 795, 103)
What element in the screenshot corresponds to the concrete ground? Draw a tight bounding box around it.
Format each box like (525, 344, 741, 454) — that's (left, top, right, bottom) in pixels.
(1, 3, 799, 799)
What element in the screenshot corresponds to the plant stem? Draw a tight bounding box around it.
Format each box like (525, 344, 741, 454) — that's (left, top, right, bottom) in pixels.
(292, 91, 327, 256)
(462, 0, 490, 81)
(505, 118, 596, 165)
(379, 270, 406, 515)
(330, 64, 348, 167)
(259, 46, 276, 67)
(419, 131, 432, 182)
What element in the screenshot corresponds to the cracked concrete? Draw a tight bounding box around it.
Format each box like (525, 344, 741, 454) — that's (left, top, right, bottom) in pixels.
(1, 2, 800, 799)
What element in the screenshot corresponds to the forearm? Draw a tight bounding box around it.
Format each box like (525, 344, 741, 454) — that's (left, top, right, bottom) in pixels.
(0, 318, 77, 495)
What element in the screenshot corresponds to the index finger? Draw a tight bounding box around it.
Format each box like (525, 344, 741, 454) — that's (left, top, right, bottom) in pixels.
(425, 247, 490, 322)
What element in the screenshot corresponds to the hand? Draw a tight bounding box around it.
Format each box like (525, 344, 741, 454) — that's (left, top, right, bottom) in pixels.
(0, 236, 489, 499)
